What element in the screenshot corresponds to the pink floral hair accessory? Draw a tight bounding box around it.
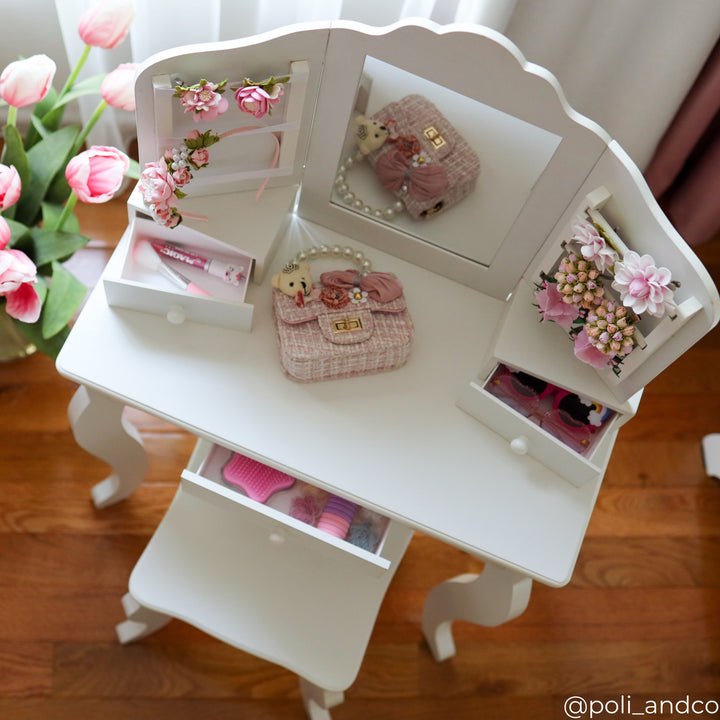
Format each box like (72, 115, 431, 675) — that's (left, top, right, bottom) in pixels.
(535, 281, 581, 329)
(173, 79, 229, 123)
(571, 218, 619, 273)
(139, 126, 281, 228)
(611, 250, 676, 318)
(233, 75, 288, 119)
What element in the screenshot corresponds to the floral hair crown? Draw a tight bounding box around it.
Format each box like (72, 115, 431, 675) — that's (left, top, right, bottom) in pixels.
(173, 75, 290, 123)
(139, 126, 280, 228)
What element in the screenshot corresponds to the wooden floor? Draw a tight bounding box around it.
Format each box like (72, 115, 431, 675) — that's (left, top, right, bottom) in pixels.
(1, 192, 719, 719)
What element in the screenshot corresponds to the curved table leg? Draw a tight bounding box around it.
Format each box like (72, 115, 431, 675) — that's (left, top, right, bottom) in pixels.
(299, 678, 345, 720)
(68, 385, 149, 508)
(422, 563, 532, 662)
(116, 592, 172, 644)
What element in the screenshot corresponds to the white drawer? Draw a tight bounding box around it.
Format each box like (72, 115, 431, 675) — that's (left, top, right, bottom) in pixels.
(104, 216, 255, 331)
(458, 364, 623, 486)
(182, 441, 401, 577)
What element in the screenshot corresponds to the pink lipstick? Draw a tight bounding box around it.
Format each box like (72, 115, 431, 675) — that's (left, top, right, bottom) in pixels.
(150, 240, 246, 286)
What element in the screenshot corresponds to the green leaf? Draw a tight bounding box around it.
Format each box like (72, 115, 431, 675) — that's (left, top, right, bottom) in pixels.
(4, 218, 32, 249)
(1, 123, 31, 188)
(41, 261, 86, 339)
(24, 87, 61, 150)
(30, 114, 51, 140)
(29, 226, 89, 268)
(126, 158, 141, 180)
(41, 202, 80, 235)
(51, 74, 105, 109)
(14, 124, 79, 226)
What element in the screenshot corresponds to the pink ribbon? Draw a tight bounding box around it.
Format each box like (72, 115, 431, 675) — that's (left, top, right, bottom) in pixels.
(375, 149, 448, 202)
(320, 270, 403, 303)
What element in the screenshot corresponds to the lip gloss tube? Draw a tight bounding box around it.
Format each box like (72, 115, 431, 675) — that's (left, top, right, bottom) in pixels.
(151, 240, 246, 286)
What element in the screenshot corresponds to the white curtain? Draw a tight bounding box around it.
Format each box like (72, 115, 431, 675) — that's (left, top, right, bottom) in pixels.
(54, 0, 720, 168)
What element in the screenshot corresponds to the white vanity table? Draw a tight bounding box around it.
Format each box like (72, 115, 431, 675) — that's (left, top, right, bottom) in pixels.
(56, 20, 719, 720)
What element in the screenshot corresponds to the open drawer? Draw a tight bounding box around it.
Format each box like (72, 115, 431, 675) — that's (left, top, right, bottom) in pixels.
(183, 440, 400, 577)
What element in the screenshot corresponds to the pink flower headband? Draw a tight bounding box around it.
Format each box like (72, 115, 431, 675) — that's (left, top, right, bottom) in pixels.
(139, 126, 280, 228)
(174, 75, 289, 123)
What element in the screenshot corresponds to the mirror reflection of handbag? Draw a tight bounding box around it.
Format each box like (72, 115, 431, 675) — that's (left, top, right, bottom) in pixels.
(271, 248, 413, 382)
(367, 94, 481, 219)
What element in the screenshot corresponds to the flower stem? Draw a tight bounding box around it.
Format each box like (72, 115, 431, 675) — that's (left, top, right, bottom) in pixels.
(57, 44, 92, 101)
(55, 192, 78, 232)
(72, 99, 108, 156)
(6, 105, 17, 127)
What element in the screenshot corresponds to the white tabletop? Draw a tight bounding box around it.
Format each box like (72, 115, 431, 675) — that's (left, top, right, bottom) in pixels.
(57, 216, 610, 587)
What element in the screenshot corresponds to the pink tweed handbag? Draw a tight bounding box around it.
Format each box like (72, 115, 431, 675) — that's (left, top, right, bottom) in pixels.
(272, 258, 413, 382)
(367, 94, 481, 219)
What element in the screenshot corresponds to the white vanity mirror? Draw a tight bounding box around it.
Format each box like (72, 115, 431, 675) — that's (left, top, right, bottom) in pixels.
(328, 55, 562, 267)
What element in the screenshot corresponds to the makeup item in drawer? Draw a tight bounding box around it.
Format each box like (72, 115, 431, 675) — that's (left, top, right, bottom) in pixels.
(222, 452, 296, 502)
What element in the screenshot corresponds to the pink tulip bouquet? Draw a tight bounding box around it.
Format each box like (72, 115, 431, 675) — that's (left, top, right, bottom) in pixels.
(0, 0, 138, 358)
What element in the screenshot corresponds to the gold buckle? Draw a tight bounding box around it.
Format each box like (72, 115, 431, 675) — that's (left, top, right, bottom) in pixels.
(423, 125, 446, 149)
(332, 316, 363, 333)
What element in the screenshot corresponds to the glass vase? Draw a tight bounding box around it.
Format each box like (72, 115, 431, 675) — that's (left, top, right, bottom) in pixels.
(0, 305, 36, 361)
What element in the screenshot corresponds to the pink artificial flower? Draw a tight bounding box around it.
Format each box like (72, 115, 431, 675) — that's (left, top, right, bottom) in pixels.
(66, 145, 130, 204)
(179, 82, 228, 123)
(190, 148, 209, 168)
(139, 160, 176, 207)
(573, 328, 612, 369)
(536, 282, 580, 329)
(0, 54, 56, 108)
(571, 219, 619, 272)
(0, 247, 41, 323)
(0, 164, 21, 211)
(234, 83, 283, 119)
(100, 62, 138, 111)
(611, 250, 674, 318)
(172, 167, 192, 187)
(78, 0, 135, 50)
(0, 216, 11, 250)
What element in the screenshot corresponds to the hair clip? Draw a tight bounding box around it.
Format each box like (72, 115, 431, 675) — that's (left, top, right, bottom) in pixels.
(233, 75, 289, 119)
(139, 126, 280, 228)
(174, 79, 228, 123)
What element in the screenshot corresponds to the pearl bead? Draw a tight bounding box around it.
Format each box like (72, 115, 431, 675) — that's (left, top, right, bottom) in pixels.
(345, 156, 354, 168)
(297, 251, 307, 261)
(362, 205, 372, 213)
(343, 192, 355, 204)
(354, 251, 365, 265)
(352, 199, 363, 209)
(338, 183, 349, 194)
(318, 244, 329, 255)
(343, 247, 353, 259)
(361, 259, 372, 272)
(383, 208, 395, 219)
(373, 209, 383, 218)
(334, 174, 345, 185)
(331, 245, 342, 256)
(393, 201, 404, 212)
(308, 247, 318, 258)
(338, 164, 346, 174)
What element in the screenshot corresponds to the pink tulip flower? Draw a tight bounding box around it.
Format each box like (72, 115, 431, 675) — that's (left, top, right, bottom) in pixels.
(65, 146, 130, 204)
(0, 216, 11, 250)
(0, 164, 21, 211)
(101, 63, 138, 111)
(0, 54, 56, 108)
(78, 0, 135, 49)
(0, 244, 41, 323)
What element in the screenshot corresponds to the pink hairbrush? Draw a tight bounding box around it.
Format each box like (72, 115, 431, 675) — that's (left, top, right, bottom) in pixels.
(222, 453, 296, 503)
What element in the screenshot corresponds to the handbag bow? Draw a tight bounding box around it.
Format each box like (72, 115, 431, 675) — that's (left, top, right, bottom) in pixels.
(320, 270, 403, 303)
(375, 149, 449, 203)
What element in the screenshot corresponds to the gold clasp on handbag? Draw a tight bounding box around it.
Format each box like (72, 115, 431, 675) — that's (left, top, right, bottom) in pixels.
(423, 125, 446, 149)
(332, 316, 363, 333)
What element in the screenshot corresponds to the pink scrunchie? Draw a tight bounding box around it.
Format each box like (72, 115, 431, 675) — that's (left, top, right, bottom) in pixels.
(375, 149, 448, 202)
(320, 270, 403, 303)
